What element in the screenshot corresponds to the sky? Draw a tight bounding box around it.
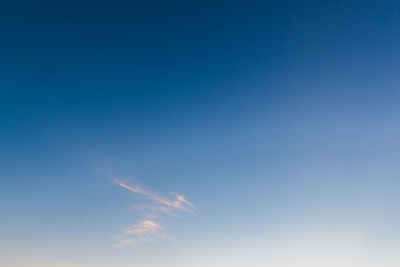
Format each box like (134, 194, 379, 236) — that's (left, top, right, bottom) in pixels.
(1, 0, 400, 266)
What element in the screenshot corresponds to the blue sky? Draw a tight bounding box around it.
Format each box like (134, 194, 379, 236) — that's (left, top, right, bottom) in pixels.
(1, 1, 400, 266)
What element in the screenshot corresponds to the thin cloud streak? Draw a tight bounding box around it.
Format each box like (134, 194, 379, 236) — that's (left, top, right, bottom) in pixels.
(123, 220, 163, 236)
(115, 179, 196, 214)
(113, 220, 166, 248)
(113, 179, 197, 247)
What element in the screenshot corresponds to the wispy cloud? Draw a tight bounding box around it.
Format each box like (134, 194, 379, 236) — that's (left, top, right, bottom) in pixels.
(123, 220, 164, 236)
(113, 238, 135, 248)
(115, 179, 196, 214)
(113, 220, 166, 248)
(113, 179, 196, 247)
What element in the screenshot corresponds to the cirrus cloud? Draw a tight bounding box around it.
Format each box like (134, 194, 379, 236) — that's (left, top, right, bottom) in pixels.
(115, 179, 196, 215)
(113, 179, 196, 247)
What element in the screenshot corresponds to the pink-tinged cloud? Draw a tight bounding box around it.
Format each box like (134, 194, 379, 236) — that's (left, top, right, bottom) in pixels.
(123, 220, 163, 235)
(115, 179, 196, 214)
(113, 220, 166, 247)
(114, 179, 197, 247)
(174, 193, 196, 210)
(113, 238, 135, 248)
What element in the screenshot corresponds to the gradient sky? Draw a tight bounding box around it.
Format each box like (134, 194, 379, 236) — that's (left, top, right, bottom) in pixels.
(1, 1, 400, 266)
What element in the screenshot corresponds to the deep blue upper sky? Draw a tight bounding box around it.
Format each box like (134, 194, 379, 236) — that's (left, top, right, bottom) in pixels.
(1, 1, 400, 266)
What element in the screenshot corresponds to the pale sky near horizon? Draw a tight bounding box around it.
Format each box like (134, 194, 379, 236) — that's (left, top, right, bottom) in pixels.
(1, 0, 400, 266)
